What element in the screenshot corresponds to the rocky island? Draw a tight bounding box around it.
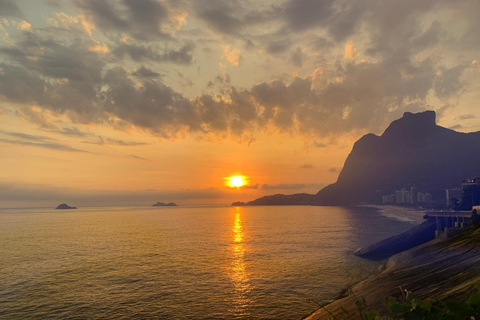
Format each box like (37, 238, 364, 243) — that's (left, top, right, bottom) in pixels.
(55, 203, 77, 209)
(152, 202, 178, 207)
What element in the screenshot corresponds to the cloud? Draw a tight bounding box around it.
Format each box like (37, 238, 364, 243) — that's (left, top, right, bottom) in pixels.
(241, 183, 260, 190)
(221, 45, 240, 66)
(284, 0, 335, 32)
(132, 66, 162, 78)
(458, 114, 476, 120)
(47, 12, 94, 36)
(290, 47, 305, 67)
(449, 124, 462, 130)
(113, 42, 195, 65)
(83, 136, 148, 146)
(344, 41, 358, 60)
(328, 167, 337, 172)
(301, 163, 314, 169)
(0, 0, 479, 143)
(73, 0, 187, 41)
(0, 0, 24, 18)
(132, 155, 146, 160)
(0, 138, 87, 152)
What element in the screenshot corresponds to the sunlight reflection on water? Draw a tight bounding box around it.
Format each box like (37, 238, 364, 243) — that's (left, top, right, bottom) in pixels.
(230, 207, 253, 316)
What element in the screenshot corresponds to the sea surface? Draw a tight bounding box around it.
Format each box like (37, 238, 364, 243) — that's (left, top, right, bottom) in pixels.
(0, 205, 417, 319)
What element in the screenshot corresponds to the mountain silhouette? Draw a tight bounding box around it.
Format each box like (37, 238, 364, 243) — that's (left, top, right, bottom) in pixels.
(237, 111, 480, 206)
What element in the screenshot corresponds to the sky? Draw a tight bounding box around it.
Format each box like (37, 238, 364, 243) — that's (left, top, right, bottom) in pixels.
(0, 0, 479, 207)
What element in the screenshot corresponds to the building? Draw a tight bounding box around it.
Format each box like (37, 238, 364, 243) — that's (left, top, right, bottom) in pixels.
(462, 177, 480, 189)
(445, 188, 462, 206)
(382, 194, 395, 204)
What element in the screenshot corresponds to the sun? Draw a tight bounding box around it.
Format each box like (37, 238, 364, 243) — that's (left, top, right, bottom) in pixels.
(225, 175, 247, 188)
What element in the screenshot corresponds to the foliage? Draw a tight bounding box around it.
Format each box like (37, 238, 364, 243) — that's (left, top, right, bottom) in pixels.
(309, 282, 480, 320)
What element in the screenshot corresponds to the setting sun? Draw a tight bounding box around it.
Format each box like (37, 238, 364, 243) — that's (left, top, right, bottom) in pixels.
(225, 175, 248, 188)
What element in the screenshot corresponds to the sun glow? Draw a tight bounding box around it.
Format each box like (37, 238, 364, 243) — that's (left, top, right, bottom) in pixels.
(225, 175, 248, 188)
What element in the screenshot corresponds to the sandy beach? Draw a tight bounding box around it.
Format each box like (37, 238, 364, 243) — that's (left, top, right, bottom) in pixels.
(361, 205, 426, 223)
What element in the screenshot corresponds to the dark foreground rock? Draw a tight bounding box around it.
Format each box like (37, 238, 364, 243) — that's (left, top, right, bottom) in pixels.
(152, 202, 178, 206)
(355, 219, 436, 259)
(303, 227, 480, 320)
(55, 203, 77, 209)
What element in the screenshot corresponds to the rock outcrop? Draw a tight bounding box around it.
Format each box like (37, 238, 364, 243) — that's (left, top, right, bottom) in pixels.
(303, 226, 480, 319)
(152, 202, 178, 206)
(55, 203, 77, 209)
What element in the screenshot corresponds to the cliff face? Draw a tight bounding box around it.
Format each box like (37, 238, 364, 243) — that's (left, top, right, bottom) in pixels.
(316, 111, 480, 205)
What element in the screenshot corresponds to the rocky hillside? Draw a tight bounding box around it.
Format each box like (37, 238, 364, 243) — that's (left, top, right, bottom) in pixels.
(316, 111, 480, 205)
(303, 226, 480, 319)
(236, 111, 480, 206)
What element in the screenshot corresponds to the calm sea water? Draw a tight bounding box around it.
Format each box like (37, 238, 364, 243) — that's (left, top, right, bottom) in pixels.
(0, 205, 416, 319)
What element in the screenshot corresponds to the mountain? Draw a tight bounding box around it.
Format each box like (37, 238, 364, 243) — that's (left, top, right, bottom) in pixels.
(236, 111, 480, 206)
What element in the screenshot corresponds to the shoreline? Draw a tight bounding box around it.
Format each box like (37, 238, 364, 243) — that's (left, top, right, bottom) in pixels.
(302, 220, 480, 320)
(360, 204, 425, 223)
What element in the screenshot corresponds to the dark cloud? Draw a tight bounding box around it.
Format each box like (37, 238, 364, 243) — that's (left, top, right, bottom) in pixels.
(73, 0, 168, 40)
(241, 183, 260, 190)
(16, 107, 56, 129)
(83, 136, 148, 146)
(434, 63, 469, 99)
(132, 66, 162, 78)
(458, 114, 476, 120)
(449, 124, 462, 130)
(284, 0, 335, 32)
(195, 0, 243, 35)
(55, 127, 90, 137)
(132, 155, 146, 160)
(290, 47, 305, 67)
(328, 167, 337, 172)
(0, 0, 24, 18)
(0, 138, 87, 152)
(0, 0, 478, 142)
(113, 42, 195, 64)
(300, 163, 313, 169)
(0, 131, 49, 141)
(45, 0, 62, 8)
(266, 38, 292, 54)
(0, 130, 88, 152)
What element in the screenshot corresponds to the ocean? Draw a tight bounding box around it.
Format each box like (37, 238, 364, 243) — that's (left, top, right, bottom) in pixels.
(0, 205, 417, 319)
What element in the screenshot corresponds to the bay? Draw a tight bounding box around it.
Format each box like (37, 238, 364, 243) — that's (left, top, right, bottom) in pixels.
(0, 205, 416, 319)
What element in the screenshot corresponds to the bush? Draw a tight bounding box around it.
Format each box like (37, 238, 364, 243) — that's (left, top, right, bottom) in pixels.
(311, 282, 480, 320)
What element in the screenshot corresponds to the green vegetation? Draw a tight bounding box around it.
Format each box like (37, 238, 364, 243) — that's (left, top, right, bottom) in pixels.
(309, 282, 480, 320)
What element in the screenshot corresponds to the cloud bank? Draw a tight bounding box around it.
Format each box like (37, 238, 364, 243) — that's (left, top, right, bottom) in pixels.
(0, 0, 478, 142)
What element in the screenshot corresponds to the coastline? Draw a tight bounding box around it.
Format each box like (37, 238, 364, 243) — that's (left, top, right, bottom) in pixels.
(360, 205, 425, 223)
(302, 220, 480, 320)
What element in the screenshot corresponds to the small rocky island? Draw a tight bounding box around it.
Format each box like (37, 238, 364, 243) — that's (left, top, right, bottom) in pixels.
(152, 202, 178, 207)
(55, 203, 77, 209)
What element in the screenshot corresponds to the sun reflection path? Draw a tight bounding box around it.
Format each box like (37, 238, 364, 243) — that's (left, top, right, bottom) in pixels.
(229, 206, 252, 315)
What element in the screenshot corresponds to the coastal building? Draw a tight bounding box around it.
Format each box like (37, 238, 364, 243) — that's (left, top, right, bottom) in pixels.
(382, 194, 395, 204)
(462, 177, 480, 189)
(410, 187, 418, 204)
(446, 187, 463, 206)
